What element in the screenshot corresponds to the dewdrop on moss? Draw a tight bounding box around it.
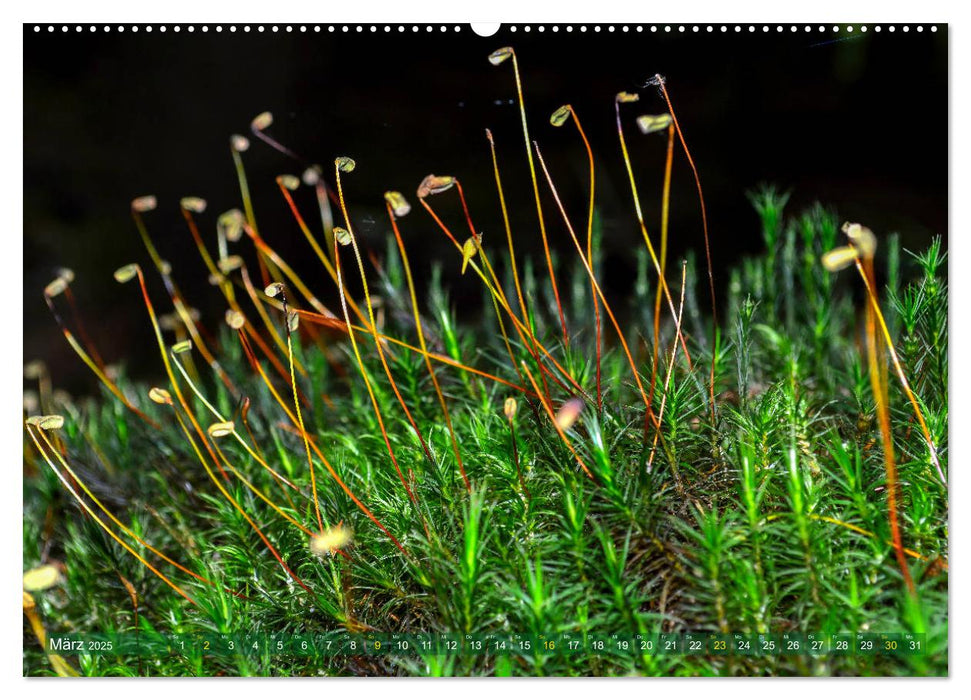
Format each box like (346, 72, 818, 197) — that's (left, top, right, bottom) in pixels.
(264, 282, 285, 298)
(384, 191, 411, 218)
(207, 421, 235, 439)
(554, 398, 584, 431)
(616, 91, 640, 104)
(56, 267, 75, 284)
(148, 387, 172, 405)
(113, 264, 139, 283)
(23, 565, 62, 592)
(417, 174, 456, 198)
(180, 197, 207, 213)
(225, 309, 246, 330)
(25, 415, 65, 431)
(277, 174, 301, 191)
(231, 134, 250, 152)
(550, 105, 573, 127)
(251, 111, 273, 132)
(287, 310, 300, 332)
(821, 246, 859, 272)
(335, 156, 356, 173)
(310, 523, 353, 556)
(334, 227, 352, 246)
(504, 397, 518, 421)
(842, 222, 877, 259)
(171, 340, 193, 355)
(488, 47, 514, 66)
(131, 195, 157, 213)
(636, 113, 673, 135)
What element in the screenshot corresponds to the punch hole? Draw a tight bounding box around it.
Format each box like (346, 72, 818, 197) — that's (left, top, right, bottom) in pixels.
(471, 23, 500, 37)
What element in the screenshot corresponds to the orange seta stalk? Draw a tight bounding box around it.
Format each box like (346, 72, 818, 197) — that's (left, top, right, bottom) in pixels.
(653, 76, 718, 422)
(332, 166, 435, 466)
(533, 141, 657, 427)
(490, 47, 569, 348)
(853, 260, 945, 487)
(614, 95, 694, 372)
(332, 163, 419, 506)
(419, 193, 586, 404)
(520, 363, 595, 482)
(27, 425, 199, 606)
(571, 109, 603, 413)
(232, 300, 409, 557)
(386, 196, 471, 492)
(648, 124, 676, 414)
(551, 105, 602, 410)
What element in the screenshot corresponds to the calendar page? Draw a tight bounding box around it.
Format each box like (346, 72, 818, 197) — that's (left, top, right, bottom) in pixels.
(21, 10, 949, 680)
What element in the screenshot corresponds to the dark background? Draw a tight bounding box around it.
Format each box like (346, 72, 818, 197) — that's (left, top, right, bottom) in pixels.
(24, 24, 948, 393)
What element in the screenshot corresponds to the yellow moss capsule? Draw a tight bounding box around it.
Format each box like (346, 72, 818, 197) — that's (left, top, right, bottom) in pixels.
(231, 134, 250, 152)
(113, 264, 139, 283)
(217, 255, 244, 274)
(207, 421, 235, 438)
(251, 111, 273, 131)
(821, 246, 859, 272)
(24, 360, 47, 380)
(302, 166, 322, 186)
(56, 267, 75, 284)
(264, 282, 286, 298)
(488, 47, 514, 66)
(225, 309, 246, 330)
(504, 397, 518, 421)
(44, 277, 68, 298)
(131, 195, 157, 212)
(277, 174, 301, 191)
(310, 524, 353, 556)
(148, 387, 172, 404)
(334, 227, 353, 246)
(25, 415, 65, 431)
(180, 197, 207, 213)
(218, 209, 245, 242)
(417, 174, 456, 198)
(23, 565, 62, 592)
(554, 398, 584, 431)
(636, 113, 673, 135)
(842, 222, 877, 259)
(550, 105, 573, 127)
(384, 191, 411, 218)
(461, 236, 479, 275)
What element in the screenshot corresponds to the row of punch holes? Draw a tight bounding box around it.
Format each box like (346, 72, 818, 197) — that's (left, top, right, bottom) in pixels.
(33, 24, 939, 35)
